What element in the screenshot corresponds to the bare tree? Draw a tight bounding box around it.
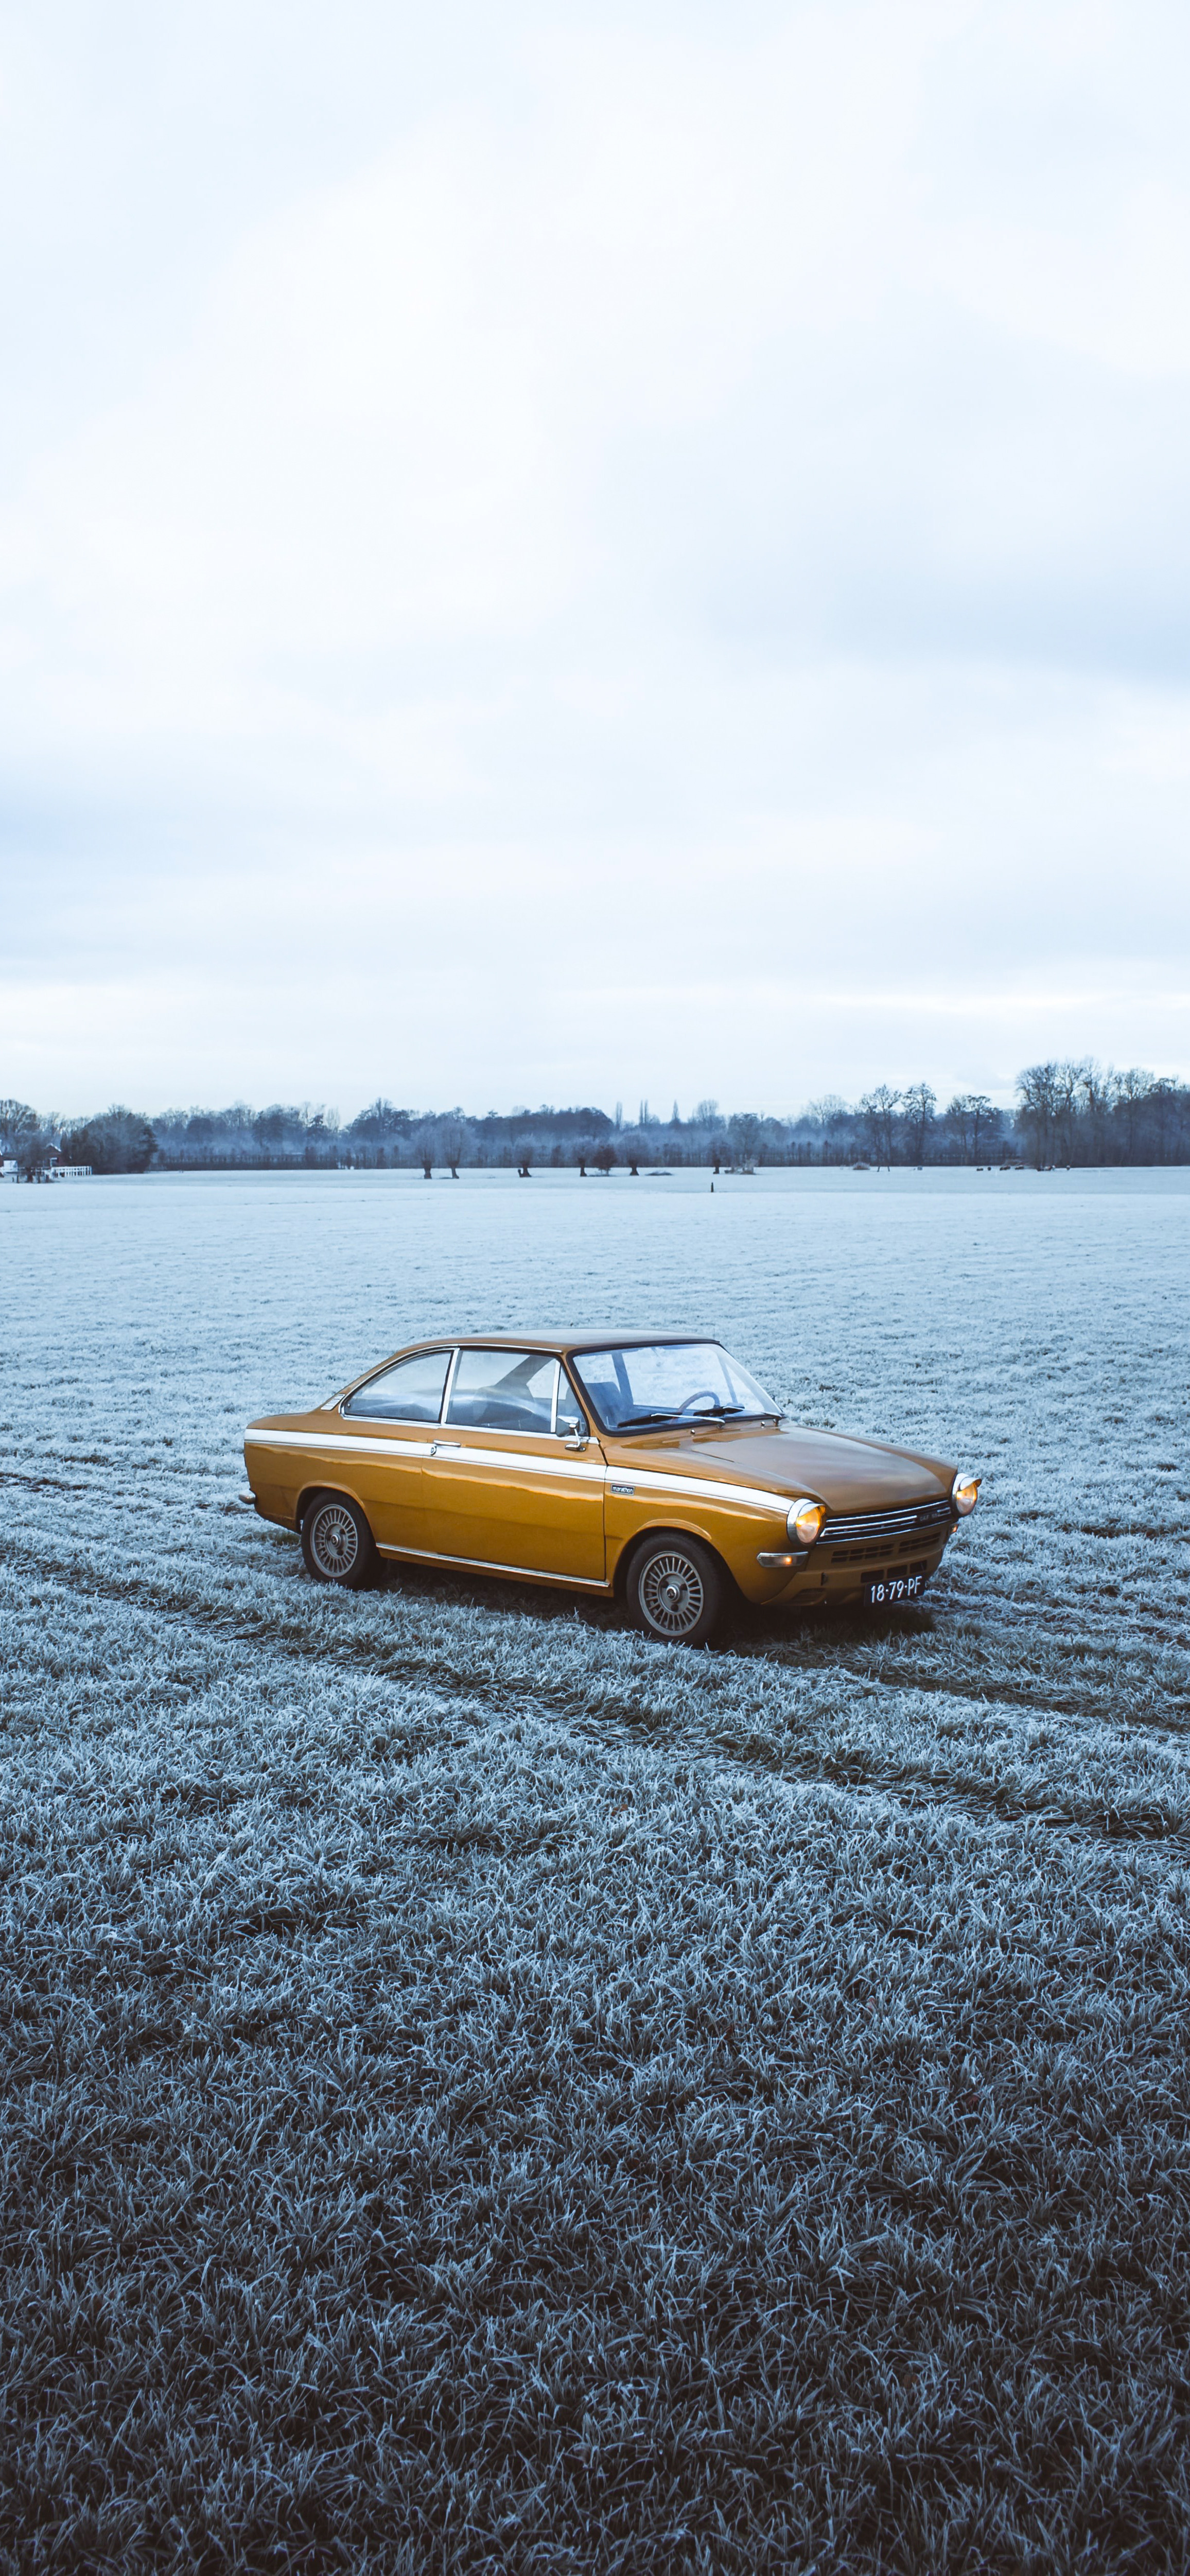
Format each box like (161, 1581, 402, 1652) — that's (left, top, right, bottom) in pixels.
(1052, 1060, 1091, 1161)
(859, 1087, 900, 1164)
(968, 1094, 996, 1159)
(707, 1128, 729, 1174)
(57, 1106, 155, 1174)
(946, 1093, 997, 1161)
(901, 1083, 937, 1163)
(945, 1095, 975, 1160)
(0, 1100, 47, 1177)
(1016, 1064, 1060, 1165)
(438, 1116, 471, 1178)
(1113, 1068, 1153, 1161)
(1148, 1076, 1181, 1161)
(1080, 1061, 1115, 1164)
(412, 1121, 437, 1177)
(728, 1112, 762, 1168)
(942, 1092, 999, 1164)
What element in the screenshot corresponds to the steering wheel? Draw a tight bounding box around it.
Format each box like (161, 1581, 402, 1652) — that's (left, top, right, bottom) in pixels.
(673, 1390, 721, 1417)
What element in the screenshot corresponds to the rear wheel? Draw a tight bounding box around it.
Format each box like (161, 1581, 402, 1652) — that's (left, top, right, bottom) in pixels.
(301, 1492, 377, 1590)
(626, 1532, 724, 1646)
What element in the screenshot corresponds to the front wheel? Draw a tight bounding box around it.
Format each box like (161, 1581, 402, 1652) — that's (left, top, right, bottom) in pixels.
(301, 1492, 377, 1590)
(626, 1533, 725, 1647)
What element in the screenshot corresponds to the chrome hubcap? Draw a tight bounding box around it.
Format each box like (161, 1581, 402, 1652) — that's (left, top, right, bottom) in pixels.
(309, 1501, 359, 1580)
(639, 1550, 704, 1637)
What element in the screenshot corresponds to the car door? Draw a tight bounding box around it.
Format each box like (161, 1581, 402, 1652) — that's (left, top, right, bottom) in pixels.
(424, 1348, 606, 1582)
(334, 1345, 452, 1553)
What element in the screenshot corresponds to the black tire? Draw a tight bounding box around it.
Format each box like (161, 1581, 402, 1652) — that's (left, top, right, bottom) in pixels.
(300, 1492, 377, 1590)
(626, 1531, 725, 1647)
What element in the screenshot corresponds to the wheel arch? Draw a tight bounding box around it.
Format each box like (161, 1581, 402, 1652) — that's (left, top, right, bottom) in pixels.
(611, 1520, 736, 1603)
(295, 1478, 374, 1533)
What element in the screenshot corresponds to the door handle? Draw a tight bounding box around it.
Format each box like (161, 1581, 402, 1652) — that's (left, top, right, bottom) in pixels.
(429, 1442, 462, 1457)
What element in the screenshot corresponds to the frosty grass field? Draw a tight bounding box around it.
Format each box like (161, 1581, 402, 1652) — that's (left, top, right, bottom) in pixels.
(3, 1165, 1189, 2575)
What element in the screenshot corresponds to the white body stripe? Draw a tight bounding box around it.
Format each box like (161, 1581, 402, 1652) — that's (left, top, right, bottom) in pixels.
(244, 1428, 604, 1481)
(624, 1467, 786, 1518)
(246, 1429, 428, 1461)
(244, 1426, 786, 1515)
(423, 1441, 606, 1482)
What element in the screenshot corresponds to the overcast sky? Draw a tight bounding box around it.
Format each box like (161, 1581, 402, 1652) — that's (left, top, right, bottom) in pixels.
(3, 0, 1188, 1118)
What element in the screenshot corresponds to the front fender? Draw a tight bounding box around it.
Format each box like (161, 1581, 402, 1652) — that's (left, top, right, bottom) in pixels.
(606, 1513, 797, 1606)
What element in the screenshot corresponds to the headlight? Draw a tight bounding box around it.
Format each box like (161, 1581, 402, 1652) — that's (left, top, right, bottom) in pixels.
(952, 1472, 981, 1517)
(787, 1498, 827, 1546)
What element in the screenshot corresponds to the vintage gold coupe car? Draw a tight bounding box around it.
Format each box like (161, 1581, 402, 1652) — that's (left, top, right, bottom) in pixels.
(242, 1331, 979, 1645)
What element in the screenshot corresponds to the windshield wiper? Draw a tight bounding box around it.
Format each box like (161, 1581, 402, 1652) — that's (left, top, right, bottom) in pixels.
(685, 1405, 784, 1427)
(617, 1403, 745, 1430)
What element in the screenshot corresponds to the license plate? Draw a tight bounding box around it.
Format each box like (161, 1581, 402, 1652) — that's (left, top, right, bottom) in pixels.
(863, 1572, 927, 1607)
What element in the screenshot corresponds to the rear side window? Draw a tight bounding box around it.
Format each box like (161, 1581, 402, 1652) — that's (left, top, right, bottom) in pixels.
(343, 1349, 450, 1422)
(446, 1348, 558, 1434)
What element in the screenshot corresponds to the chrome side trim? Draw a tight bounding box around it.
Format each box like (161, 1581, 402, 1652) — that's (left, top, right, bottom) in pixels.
(377, 1542, 610, 1590)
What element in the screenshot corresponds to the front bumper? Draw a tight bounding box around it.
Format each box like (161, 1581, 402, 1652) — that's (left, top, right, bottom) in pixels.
(756, 1499, 957, 1605)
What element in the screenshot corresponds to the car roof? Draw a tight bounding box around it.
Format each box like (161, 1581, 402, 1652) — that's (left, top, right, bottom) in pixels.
(407, 1329, 715, 1353)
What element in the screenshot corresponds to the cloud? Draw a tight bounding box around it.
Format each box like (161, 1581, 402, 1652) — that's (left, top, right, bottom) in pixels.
(1, 0, 1188, 1111)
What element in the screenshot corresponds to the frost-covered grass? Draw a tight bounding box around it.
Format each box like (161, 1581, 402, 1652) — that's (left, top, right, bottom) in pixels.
(3, 1169, 1189, 2572)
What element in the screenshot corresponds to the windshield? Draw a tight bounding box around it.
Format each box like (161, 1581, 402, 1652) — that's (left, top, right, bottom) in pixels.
(570, 1341, 777, 1433)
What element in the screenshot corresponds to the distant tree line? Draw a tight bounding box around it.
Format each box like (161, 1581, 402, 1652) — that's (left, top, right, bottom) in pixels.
(0, 1101, 156, 1177)
(3, 1061, 1188, 1177)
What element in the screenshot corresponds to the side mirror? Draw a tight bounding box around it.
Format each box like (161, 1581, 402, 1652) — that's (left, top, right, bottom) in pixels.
(561, 1421, 588, 1449)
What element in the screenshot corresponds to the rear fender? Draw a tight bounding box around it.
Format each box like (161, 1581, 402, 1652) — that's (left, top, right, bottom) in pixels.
(294, 1478, 374, 1535)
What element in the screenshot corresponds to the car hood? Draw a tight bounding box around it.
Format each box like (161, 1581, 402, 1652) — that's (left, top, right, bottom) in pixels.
(602, 1422, 953, 1513)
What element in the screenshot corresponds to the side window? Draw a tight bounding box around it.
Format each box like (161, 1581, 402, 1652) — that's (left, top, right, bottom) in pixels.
(446, 1348, 558, 1434)
(343, 1348, 450, 1422)
(554, 1369, 588, 1437)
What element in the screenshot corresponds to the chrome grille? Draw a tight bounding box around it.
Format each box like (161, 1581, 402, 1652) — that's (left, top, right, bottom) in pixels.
(820, 1500, 952, 1544)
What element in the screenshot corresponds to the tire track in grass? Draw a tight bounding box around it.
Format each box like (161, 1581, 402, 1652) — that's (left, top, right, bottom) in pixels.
(11, 1460, 1190, 1730)
(10, 1445, 1190, 1715)
(5, 1531, 1190, 1863)
(739, 1622, 1190, 1736)
(743, 1551, 1190, 1727)
(7, 1526, 1188, 1846)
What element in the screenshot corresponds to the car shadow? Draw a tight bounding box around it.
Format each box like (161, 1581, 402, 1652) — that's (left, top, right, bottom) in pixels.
(366, 1555, 940, 1662)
